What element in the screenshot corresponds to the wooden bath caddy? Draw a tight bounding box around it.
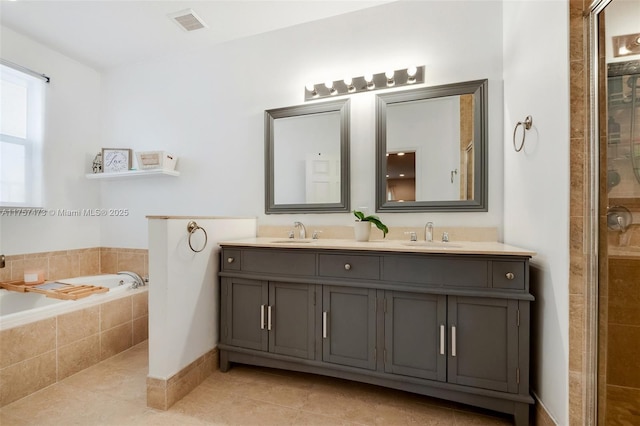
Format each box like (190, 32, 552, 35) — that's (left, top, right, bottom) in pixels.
(0, 280, 108, 300)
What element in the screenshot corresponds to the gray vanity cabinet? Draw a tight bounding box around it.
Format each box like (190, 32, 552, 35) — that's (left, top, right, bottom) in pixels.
(446, 296, 519, 393)
(220, 277, 315, 360)
(219, 246, 534, 426)
(322, 286, 377, 370)
(383, 291, 447, 381)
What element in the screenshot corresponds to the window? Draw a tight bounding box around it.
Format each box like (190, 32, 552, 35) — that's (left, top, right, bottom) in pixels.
(0, 62, 46, 207)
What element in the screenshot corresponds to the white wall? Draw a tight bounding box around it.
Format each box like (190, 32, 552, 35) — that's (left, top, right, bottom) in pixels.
(502, 1, 570, 424)
(0, 26, 102, 254)
(100, 1, 504, 248)
(148, 217, 256, 379)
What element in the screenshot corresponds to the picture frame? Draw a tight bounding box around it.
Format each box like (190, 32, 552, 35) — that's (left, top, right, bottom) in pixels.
(101, 148, 132, 173)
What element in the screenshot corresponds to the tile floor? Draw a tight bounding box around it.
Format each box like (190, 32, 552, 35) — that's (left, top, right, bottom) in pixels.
(0, 341, 515, 425)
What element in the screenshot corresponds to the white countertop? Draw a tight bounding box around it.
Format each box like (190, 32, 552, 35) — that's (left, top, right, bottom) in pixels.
(218, 237, 536, 257)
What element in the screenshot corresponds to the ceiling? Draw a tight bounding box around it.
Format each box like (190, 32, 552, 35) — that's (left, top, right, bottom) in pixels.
(0, 1, 393, 71)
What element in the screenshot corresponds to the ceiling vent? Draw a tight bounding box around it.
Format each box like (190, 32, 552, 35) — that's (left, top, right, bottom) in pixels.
(168, 9, 208, 32)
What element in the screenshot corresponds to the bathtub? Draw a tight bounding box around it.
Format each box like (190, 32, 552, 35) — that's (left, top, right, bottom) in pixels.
(0, 273, 149, 407)
(0, 273, 142, 331)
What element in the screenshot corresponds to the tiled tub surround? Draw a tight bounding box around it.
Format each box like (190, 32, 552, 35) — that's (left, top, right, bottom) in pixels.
(0, 247, 148, 283)
(0, 286, 149, 407)
(0, 247, 149, 408)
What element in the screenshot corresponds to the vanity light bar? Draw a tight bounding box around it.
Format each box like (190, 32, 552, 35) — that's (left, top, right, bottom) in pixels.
(304, 66, 424, 101)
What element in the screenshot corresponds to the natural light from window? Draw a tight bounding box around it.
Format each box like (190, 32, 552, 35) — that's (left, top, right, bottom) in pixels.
(0, 63, 45, 207)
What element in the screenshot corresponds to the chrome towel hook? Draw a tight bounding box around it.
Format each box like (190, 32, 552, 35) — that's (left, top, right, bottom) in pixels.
(187, 221, 208, 253)
(513, 115, 533, 152)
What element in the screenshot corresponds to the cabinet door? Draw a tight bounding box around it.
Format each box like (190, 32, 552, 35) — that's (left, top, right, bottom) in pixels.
(221, 277, 268, 351)
(268, 281, 315, 360)
(384, 291, 446, 381)
(322, 285, 377, 370)
(447, 296, 519, 393)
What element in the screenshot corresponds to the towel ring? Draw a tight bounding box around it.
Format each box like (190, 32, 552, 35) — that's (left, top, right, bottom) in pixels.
(187, 221, 208, 253)
(513, 115, 533, 152)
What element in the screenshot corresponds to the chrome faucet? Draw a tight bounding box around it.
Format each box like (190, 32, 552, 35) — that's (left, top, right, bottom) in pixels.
(294, 221, 306, 239)
(442, 232, 449, 243)
(117, 271, 146, 289)
(425, 222, 434, 242)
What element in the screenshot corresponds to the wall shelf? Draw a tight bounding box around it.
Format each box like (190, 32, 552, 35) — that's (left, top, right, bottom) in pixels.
(85, 169, 180, 180)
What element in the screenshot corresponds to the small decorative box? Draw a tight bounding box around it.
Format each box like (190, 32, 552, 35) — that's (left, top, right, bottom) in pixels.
(135, 151, 178, 170)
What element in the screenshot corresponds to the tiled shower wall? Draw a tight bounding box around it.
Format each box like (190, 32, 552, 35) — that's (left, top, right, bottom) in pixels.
(570, 1, 640, 425)
(0, 247, 149, 407)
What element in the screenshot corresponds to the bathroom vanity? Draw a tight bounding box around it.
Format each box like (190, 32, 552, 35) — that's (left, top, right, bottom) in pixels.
(218, 238, 535, 425)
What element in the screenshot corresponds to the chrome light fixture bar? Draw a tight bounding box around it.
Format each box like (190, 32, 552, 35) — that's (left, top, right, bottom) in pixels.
(304, 66, 424, 101)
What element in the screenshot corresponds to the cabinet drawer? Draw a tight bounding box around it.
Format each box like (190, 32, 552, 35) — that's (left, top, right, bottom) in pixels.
(319, 254, 380, 280)
(492, 261, 525, 290)
(222, 249, 242, 271)
(243, 249, 315, 276)
(383, 255, 488, 288)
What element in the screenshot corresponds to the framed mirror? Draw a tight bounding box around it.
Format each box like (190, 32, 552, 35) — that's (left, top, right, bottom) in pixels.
(265, 99, 350, 214)
(375, 79, 488, 212)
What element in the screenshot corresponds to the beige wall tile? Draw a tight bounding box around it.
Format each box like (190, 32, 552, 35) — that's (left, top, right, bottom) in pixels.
(57, 306, 100, 346)
(569, 371, 584, 426)
(57, 335, 101, 380)
(608, 258, 640, 326)
(100, 296, 132, 330)
(49, 253, 79, 280)
(100, 251, 118, 274)
(132, 291, 148, 318)
(78, 250, 100, 276)
(133, 316, 148, 346)
(167, 366, 200, 408)
(606, 324, 640, 389)
(0, 263, 11, 282)
(0, 350, 56, 407)
(100, 323, 132, 360)
(569, 295, 585, 373)
(9, 258, 25, 281)
(147, 382, 168, 410)
(22, 258, 49, 281)
(0, 318, 56, 369)
(605, 385, 640, 425)
(117, 251, 145, 277)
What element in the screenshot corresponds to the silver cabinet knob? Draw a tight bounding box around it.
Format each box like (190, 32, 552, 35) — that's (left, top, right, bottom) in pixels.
(344, 263, 351, 270)
(227, 257, 235, 264)
(505, 272, 515, 280)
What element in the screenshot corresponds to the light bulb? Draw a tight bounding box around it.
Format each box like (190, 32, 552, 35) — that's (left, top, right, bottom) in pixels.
(343, 77, 352, 85)
(305, 84, 315, 92)
(407, 65, 417, 83)
(385, 70, 395, 87)
(364, 73, 375, 90)
(325, 81, 337, 95)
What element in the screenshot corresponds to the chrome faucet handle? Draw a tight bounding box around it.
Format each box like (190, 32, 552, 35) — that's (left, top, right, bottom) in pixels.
(294, 221, 306, 239)
(404, 231, 417, 241)
(288, 230, 295, 239)
(425, 222, 434, 242)
(442, 232, 449, 243)
(312, 230, 323, 239)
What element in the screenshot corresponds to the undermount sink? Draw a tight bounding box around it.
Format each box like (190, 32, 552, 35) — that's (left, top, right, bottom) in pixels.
(401, 241, 462, 248)
(270, 239, 314, 244)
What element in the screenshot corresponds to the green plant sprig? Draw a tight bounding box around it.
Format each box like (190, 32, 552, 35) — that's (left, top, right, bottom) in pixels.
(353, 210, 389, 238)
